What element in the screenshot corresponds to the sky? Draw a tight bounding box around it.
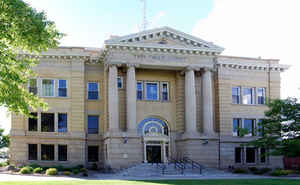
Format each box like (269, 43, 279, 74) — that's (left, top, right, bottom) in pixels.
(1, 0, 300, 133)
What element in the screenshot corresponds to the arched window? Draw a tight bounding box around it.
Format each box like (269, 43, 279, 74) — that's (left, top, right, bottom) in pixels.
(138, 117, 169, 136)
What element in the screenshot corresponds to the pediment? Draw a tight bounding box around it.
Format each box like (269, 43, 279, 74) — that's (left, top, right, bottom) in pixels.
(105, 26, 224, 53)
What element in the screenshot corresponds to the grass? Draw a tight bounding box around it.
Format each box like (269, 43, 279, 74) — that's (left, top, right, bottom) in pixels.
(0, 180, 299, 185)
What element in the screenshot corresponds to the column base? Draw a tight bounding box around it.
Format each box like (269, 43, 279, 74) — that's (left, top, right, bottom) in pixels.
(182, 131, 200, 139)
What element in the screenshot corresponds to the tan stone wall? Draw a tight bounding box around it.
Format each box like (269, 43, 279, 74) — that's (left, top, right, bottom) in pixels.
(175, 72, 185, 133)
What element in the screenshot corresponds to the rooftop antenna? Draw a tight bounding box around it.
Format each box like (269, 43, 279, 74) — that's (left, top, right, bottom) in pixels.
(140, 0, 148, 30)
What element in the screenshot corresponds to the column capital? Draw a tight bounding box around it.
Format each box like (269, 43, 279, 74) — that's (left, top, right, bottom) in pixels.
(126, 63, 140, 68)
(186, 65, 200, 71)
(202, 67, 216, 72)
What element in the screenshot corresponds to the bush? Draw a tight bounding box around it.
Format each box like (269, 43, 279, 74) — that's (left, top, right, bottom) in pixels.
(63, 171, 72, 176)
(72, 169, 80, 175)
(80, 168, 87, 173)
(91, 163, 98, 171)
(76, 164, 84, 169)
(82, 172, 88, 177)
(248, 167, 258, 172)
(260, 167, 272, 173)
(0, 162, 7, 167)
(29, 164, 40, 169)
(33, 167, 43, 174)
(233, 168, 248, 174)
(270, 169, 289, 176)
(20, 167, 32, 174)
(46, 168, 58, 176)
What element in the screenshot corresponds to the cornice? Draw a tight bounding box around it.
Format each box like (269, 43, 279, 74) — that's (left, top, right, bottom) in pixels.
(216, 62, 290, 72)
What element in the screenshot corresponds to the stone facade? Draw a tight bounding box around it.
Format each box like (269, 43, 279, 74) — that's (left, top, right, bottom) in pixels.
(10, 27, 289, 170)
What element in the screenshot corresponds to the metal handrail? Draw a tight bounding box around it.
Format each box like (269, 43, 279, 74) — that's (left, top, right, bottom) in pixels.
(182, 156, 203, 174)
(169, 157, 184, 174)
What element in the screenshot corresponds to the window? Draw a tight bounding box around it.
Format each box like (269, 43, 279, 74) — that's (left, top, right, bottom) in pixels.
(243, 87, 255, 104)
(28, 144, 37, 160)
(246, 148, 256, 163)
(58, 80, 67, 97)
(161, 82, 169, 101)
(146, 82, 159, 101)
(235, 147, 242, 163)
(28, 112, 38, 131)
(232, 87, 241, 104)
(244, 119, 256, 136)
(260, 148, 267, 163)
(257, 119, 264, 136)
(58, 113, 67, 132)
(58, 145, 67, 161)
(28, 79, 37, 95)
(41, 113, 55, 132)
(88, 82, 99, 100)
(233, 118, 241, 136)
(88, 115, 99, 134)
(137, 82, 143, 100)
(257, 88, 266, 104)
(117, 76, 123, 88)
(42, 79, 55, 97)
(88, 146, 99, 162)
(41, 144, 54, 161)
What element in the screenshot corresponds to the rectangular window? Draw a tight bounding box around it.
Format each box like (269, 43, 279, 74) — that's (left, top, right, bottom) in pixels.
(161, 82, 169, 101)
(28, 79, 37, 95)
(41, 113, 55, 132)
(28, 144, 37, 160)
(88, 146, 99, 162)
(88, 115, 99, 134)
(28, 112, 38, 132)
(257, 87, 266, 104)
(137, 82, 143, 100)
(42, 79, 55, 97)
(88, 82, 99, 100)
(58, 145, 67, 161)
(232, 87, 241, 104)
(58, 80, 67, 97)
(244, 119, 256, 136)
(41, 144, 54, 161)
(235, 147, 242, 163)
(58, 113, 67, 132)
(243, 87, 255, 104)
(117, 76, 123, 88)
(246, 148, 256, 163)
(233, 118, 241, 136)
(257, 119, 264, 136)
(146, 82, 159, 101)
(260, 148, 266, 163)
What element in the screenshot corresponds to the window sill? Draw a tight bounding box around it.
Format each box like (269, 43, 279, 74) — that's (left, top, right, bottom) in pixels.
(231, 103, 267, 106)
(137, 100, 172, 103)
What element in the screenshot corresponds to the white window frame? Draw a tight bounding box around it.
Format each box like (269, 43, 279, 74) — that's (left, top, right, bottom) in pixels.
(41, 79, 55, 97)
(257, 87, 266, 105)
(145, 81, 160, 101)
(161, 82, 170, 102)
(117, 76, 123, 89)
(57, 79, 68, 97)
(242, 87, 256, 105)
(87, 82, 99, 100)
(137, 81, 144, 100)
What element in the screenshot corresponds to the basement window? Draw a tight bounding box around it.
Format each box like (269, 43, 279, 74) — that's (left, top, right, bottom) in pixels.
(246, 148, 256, 163)
(28, 144, 37, 160)
(41, 144, 55, 161)
(88, 146, 99, 162)
(28, 112, 38, 132)
(235, 147, 242, 163)
(58, 145, 67, 161)
(41, 113, 55, 132)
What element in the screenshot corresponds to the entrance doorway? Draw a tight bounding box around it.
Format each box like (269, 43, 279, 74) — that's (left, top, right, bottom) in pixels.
(146, 145, 161, 163)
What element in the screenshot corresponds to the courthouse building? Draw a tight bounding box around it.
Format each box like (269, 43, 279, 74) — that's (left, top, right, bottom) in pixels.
(10, 27, 288, 169)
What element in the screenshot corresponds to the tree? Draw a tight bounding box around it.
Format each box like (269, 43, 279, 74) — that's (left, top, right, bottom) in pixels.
(0, 0, 63, 116)
(248, 98, 300, 157)
(0, 128, 9, 148)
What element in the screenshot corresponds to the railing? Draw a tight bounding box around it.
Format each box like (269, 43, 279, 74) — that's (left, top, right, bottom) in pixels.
(182, 156, 203, 174)
(169, 157, 184, 174)
(152, 161, 167, 174)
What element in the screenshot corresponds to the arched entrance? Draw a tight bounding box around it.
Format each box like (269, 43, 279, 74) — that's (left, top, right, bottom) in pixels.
(138, 117, 170, 163)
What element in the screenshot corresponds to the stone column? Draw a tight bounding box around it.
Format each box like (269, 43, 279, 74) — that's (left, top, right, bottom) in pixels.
(126, 64, 137, 132)
(185, 67, 197, 135)
(202, 68, 215, 135)
(108, 65, 119, 132)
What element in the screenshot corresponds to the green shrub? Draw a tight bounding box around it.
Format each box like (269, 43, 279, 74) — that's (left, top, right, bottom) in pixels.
(76, 164, 84, 169)
(20, 167, 32, 174)
(233, 168, 248, 174)
(260, 167, 272, 173)
(29, 164, 40, 169)
(72, 169, 80, 175)
(270, 169, 288, 176)
(80, 168, 87, 173)
(46, 168, 58, 176)
(82, 172, 88, 177)
(248, 167, 258, 172)
(91, 163, 98, 171)
(54, 165, 65, 172)
(63, 171, 72, 176)
(0, 162, 7, 167)
(33, 167, 43, 174)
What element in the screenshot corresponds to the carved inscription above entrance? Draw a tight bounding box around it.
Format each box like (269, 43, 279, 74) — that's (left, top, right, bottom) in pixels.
(133, 54, 187, 63)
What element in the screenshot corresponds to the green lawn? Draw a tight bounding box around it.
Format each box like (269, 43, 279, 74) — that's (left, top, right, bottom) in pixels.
(0, 180, 299, 185)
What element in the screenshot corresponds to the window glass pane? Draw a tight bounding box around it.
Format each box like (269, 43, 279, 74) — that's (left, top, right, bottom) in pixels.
(88, 115, 99, 134)
(235, 147, 242, 163)
(28, 112, 38, 131)
(233, 118, 240, 136)
(162, 83, 169, 101)
(243, 88, 254, 104)
(41, 144, 54, 161)
(41, 113, 55, 132)
(88, 82, 99, 100)
(58, 80, 67, 97)
(58, 145, 67, 161)
(117, 77, 123, 88)
(258, 88, 266, 104)
(246, 148, 256, 163)
(232, 87, 240, 104)
(244, 119, 255, 136)
(58, 113, 67, 132)
(42, 79, 54, 96)
(28, 144, 37, 160)
(137, 82, 143, 100)
(257, 119, 263, 136)
(146, 83, 158, 100)
(88, 146, 99, 162)
(29, 79, 37, 95)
